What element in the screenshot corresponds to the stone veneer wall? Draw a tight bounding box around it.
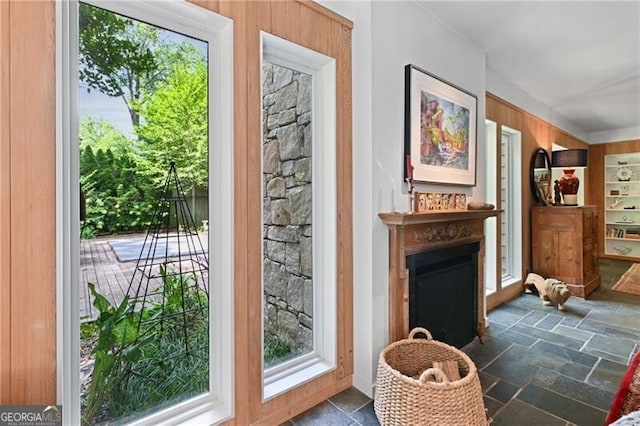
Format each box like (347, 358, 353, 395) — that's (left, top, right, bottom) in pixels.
(262, 62, 313, 355)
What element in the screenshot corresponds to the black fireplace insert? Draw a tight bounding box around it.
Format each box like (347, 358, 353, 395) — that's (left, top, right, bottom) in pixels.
(407, 241, 479, 348)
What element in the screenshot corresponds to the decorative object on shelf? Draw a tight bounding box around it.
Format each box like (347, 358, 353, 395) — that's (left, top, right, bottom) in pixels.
(621, 185, 630, 196)
(413, 192, 467, 212)
(610, 199, 623, 209)
(553, 180, 562, 205)
(618, 160, 628, 165)
(404, 64, 477, 186)
(530, 148, 551, 205)
(524, 273, 571, 311)
(406, 154, 415, 213)
(466, 200, 495, 210)
(551, 149, 588, 206)
(614, 245, 633, 256)
(616, 166, 633, 182)
(611, 190, 620, 196)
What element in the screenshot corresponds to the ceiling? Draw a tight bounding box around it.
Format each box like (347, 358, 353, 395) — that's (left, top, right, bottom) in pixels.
(416, 1, 640, 138)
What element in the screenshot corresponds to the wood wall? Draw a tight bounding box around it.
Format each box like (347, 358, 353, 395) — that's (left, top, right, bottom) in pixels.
(485, 93, 590, 308)
(588, 139, 640, 259)
(0, 0, 354, 423)
(0, 0, 57, 404)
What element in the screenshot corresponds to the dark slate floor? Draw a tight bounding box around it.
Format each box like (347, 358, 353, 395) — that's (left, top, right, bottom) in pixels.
(283, 259, 640, 425)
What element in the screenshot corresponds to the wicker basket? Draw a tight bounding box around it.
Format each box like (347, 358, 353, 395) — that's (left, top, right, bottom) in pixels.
(374, 327, 488, 426)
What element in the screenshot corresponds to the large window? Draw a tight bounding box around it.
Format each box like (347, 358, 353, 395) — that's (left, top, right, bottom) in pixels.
(261, 32, 337, 400)
(500, 129, 522, 283)
(57, 1, 233, 424)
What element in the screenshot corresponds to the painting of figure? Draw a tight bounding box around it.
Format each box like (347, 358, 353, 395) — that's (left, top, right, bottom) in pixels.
(420, 91, 470, 170)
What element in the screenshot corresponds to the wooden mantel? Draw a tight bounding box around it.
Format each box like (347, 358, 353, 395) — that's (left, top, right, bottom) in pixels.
(379, 209, 501, 343)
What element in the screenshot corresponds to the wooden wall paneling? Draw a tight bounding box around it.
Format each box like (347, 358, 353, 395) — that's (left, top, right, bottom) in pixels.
(300, 3, 321, 52)
(247, 1, 272, 423)
(269, 0, 288, 39)
(285, 1, 301, 44)
(0, 0, 11, 404)
(588, 144, 606, 256)
(486, 93, 521, 131)
(188, 0, 219, 13)
(299, 0, 353, 29)
(334, 19, 354, 378)
(9, 0, 56, 404)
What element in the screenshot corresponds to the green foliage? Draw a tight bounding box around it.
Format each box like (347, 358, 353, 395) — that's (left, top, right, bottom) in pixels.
(80, 224, 97, 240)
(137, 60, 208, 192)
(106, 320, 209, 419)
(79, 117, 133, 156)
(80, 144, 158, 234)
(82, 271, 209, 424)
(82, 283, 155, 426)
(80, 321, 98, 340)
(264, 333, 293, 368)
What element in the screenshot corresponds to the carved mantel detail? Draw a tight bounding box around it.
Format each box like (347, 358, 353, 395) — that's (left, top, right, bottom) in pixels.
(379, 210, 500, 343)
(409, 221, 483, 245)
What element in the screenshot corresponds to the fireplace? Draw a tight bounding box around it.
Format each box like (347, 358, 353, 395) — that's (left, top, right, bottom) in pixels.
(379, 210, 499, 343)
(408, 242, 479, 348)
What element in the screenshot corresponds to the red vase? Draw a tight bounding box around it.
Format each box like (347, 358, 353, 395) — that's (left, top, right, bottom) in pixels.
(558, 169, 579, 205)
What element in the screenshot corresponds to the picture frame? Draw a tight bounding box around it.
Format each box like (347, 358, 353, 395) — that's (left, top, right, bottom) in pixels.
(404, 64, 477, 186)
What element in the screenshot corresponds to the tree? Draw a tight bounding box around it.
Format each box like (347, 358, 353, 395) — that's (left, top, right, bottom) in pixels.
(79, 3, 203, 128)
(79, 117, 133, 157)
(136, 60, 208, 191)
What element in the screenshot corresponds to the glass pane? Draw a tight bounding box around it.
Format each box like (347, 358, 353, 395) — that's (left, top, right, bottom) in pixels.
(262, 61, 314, 369)
(78, 3, 210, 423)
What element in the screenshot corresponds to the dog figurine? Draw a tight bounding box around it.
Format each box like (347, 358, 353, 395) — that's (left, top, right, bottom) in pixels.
(524, 272, 571, 311)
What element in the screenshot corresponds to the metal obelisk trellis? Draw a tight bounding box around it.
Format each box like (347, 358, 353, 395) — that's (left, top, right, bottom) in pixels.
(125, 161, 209, 376)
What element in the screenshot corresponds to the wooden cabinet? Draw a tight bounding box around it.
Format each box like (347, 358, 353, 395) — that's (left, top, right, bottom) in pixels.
(531, 206, 600, 298)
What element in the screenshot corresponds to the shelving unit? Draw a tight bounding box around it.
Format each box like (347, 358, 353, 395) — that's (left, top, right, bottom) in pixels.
(604, 153, 640, 258)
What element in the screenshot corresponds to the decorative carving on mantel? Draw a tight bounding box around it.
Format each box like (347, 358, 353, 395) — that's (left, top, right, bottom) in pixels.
(409, 221, 482, 245)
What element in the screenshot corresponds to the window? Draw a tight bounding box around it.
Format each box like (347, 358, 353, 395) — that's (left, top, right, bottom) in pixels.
(500, 128, 522, 284)
(261, 32, 337, 400)
(484, 121, 521, 295)
(57, 1, 233, 424)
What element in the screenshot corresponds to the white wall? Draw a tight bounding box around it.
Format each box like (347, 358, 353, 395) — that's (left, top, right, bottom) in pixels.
(486, 67, 590, 142)
(320, 0, 487, 396)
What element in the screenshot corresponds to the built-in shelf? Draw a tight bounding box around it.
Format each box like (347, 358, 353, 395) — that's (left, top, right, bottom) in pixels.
(604, 153, 640, 259)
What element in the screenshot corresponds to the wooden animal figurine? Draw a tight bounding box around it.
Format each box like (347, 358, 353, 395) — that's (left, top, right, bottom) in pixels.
(524, 272, 571, 311)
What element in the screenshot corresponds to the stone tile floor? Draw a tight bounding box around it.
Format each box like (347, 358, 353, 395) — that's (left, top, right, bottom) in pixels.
(284, 259, 640, 425)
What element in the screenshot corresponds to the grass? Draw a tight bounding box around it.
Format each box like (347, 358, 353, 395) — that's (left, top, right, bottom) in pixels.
(106, 322, 210, 421)
(264, 333, 293, 368)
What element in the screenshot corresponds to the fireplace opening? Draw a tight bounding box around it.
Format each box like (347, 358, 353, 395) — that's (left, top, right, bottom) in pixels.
(407, 242, 479, 348)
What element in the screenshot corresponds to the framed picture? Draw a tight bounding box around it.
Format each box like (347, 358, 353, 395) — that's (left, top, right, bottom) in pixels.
(404, 64, 477, 186)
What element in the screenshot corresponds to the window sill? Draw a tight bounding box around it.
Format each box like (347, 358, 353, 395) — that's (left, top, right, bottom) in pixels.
(263, 356, 335, 401)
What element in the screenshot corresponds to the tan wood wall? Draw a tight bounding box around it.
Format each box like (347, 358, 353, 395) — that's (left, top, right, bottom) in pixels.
(0, 0, 57, 404)
(0, 0, 354, 423)
(485, 93, 590, 309)
(588, 140, 640, 260)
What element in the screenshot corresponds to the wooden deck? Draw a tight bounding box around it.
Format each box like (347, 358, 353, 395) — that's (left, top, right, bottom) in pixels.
(80, 235, 208, 321)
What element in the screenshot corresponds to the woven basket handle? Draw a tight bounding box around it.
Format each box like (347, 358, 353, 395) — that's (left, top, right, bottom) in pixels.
(419, 367, 450, 384)
(408, 327, 433, 340)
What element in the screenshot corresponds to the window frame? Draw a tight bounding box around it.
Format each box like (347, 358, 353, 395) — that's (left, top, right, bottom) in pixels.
(56, 1, 235, 424)
(260, 31, 337, 401)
